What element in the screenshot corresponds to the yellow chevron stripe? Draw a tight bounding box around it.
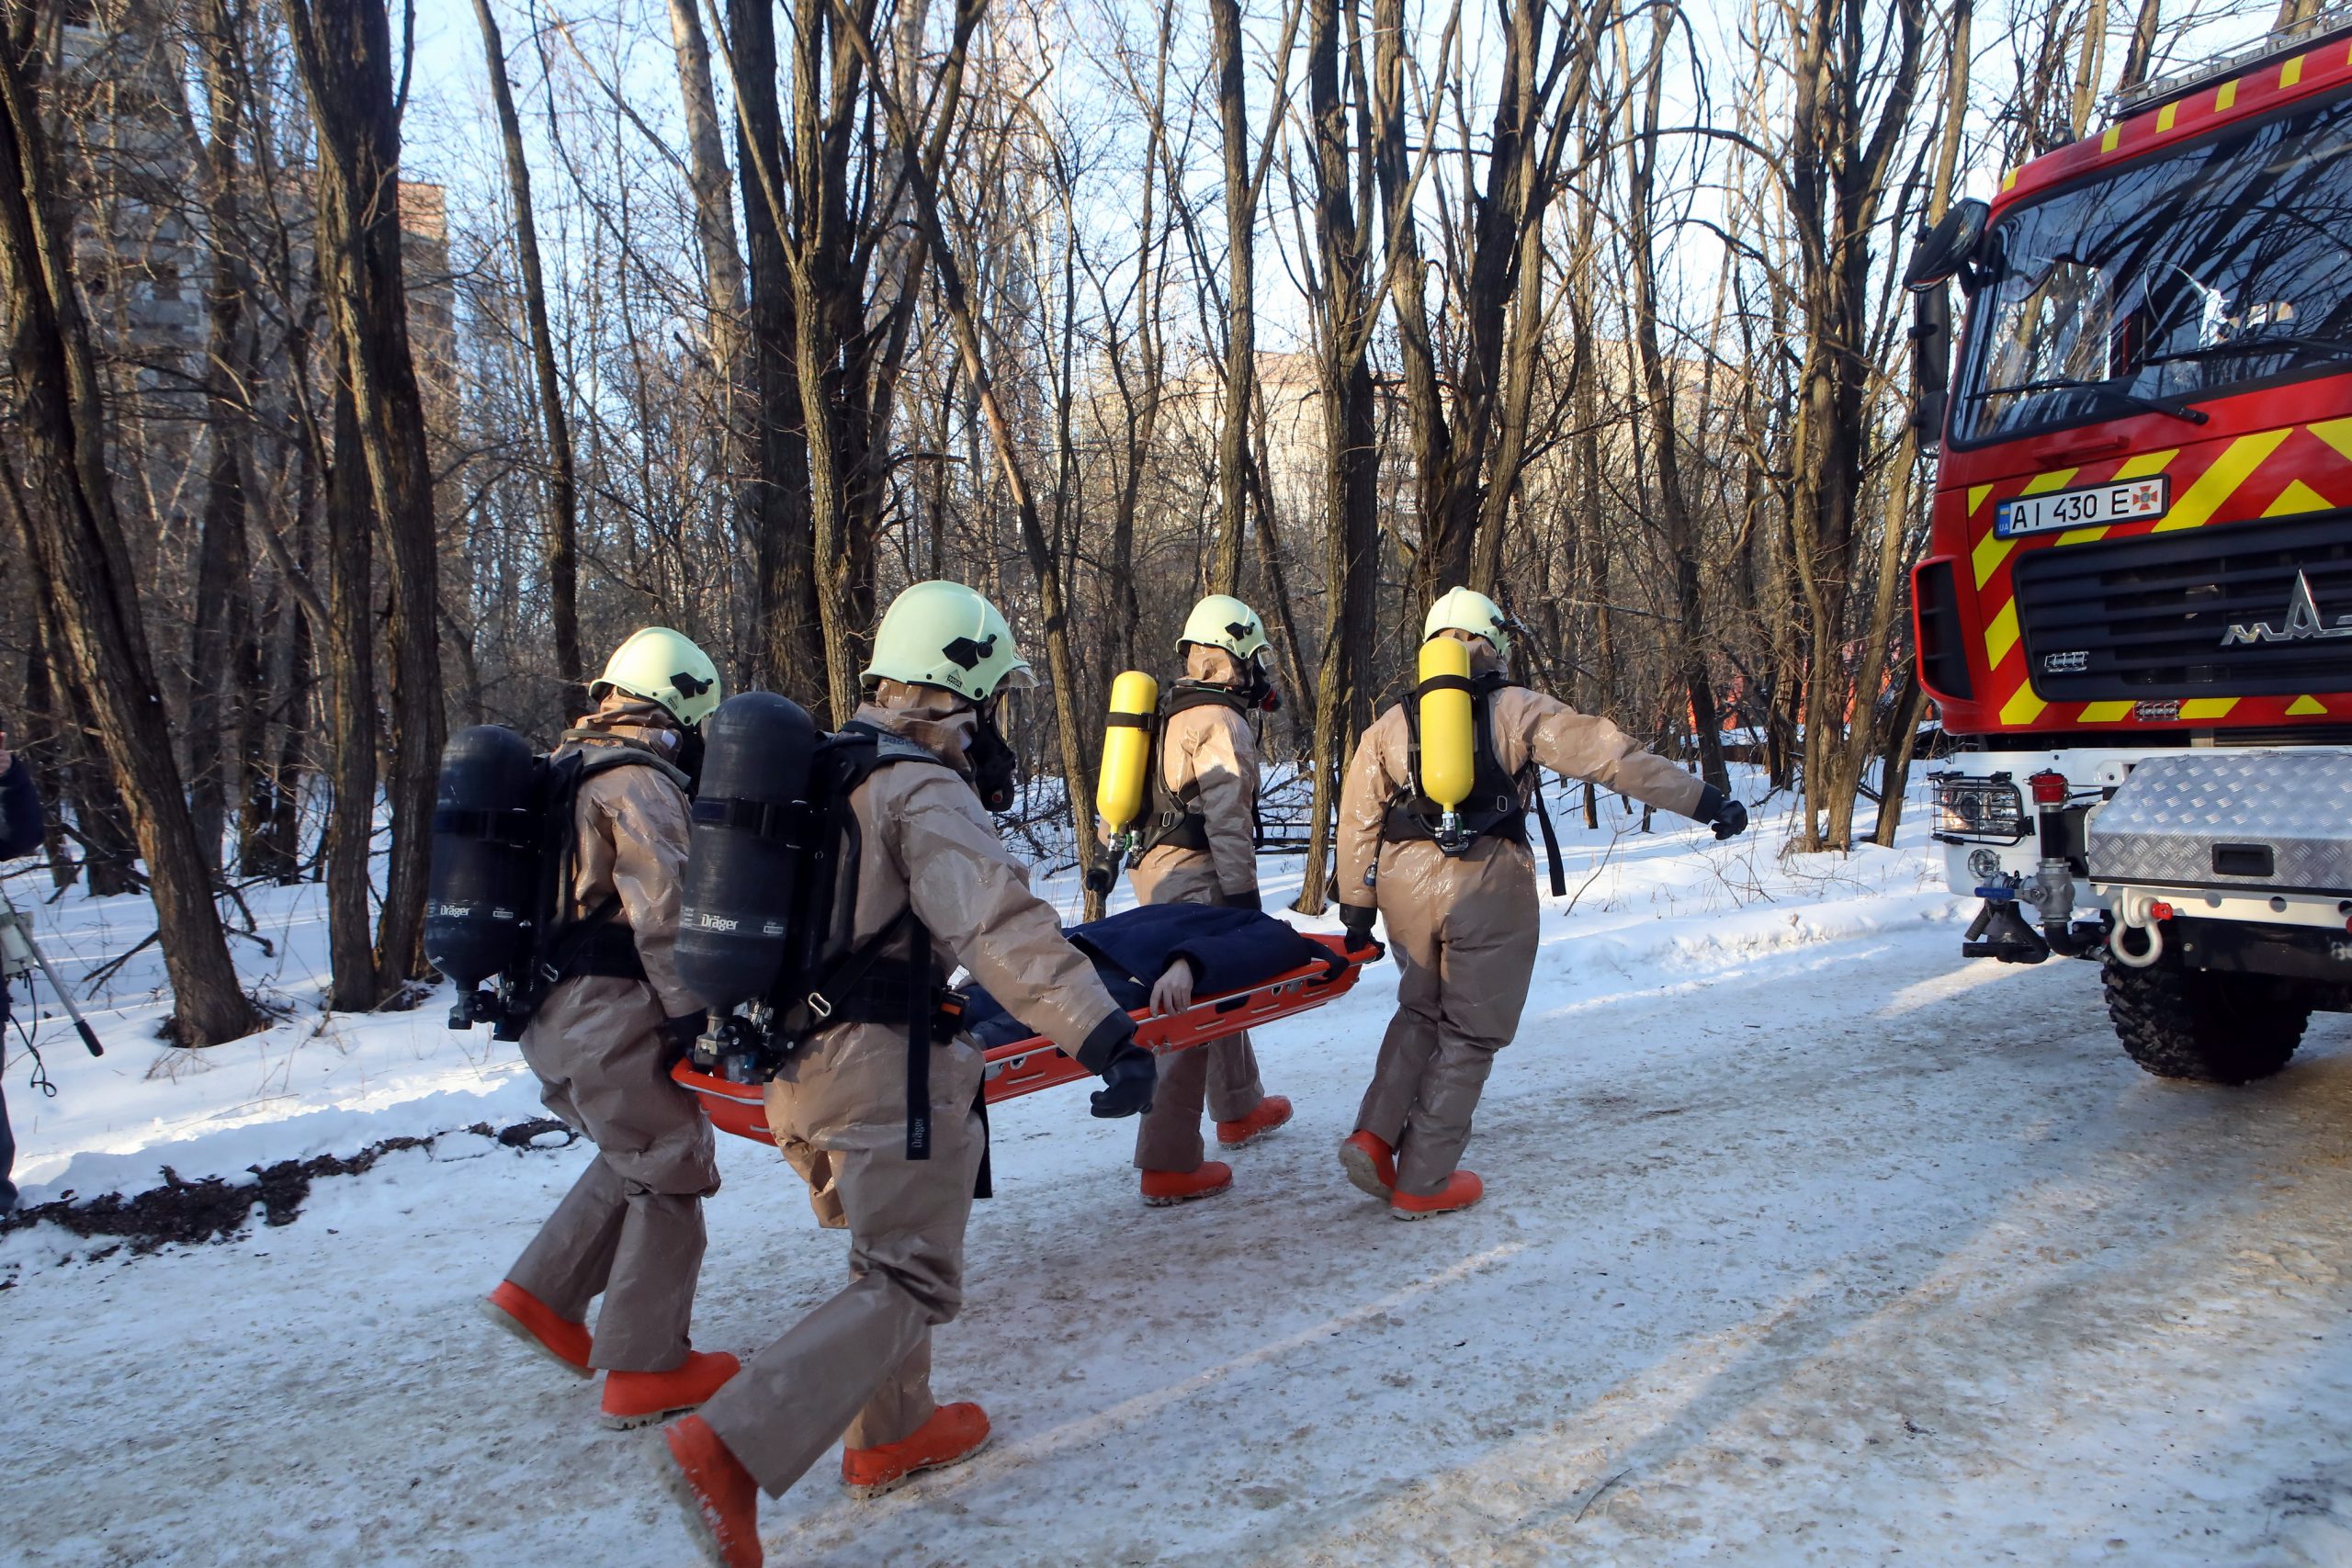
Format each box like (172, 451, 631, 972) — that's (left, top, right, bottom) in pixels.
(2218, 80, 2238, 111)
(1972, 530, 2013, 589)
(2264, 479, 2330, 516)
(2101, 125, 2120, 152)
(2079, 701, 2135, 722)
(1984, 599, 2021, 667)
(2000, 687, 2048, 726)
(2003, 168, 2018, 191)
(2179, 698, 2239, 720)
(2284, 54, 2304, 88)
(2153, 429, 2290, 531)
(1968, 483, 1995, 515)
(2158, 103, 2177, 131)
(2289, 694, 2328, 716)
(2309, 416, 2352, 461)
(2056, 526, 2110, 545)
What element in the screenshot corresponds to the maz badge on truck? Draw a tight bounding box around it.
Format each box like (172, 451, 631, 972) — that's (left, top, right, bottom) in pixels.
(1995, 476, 2170, 538)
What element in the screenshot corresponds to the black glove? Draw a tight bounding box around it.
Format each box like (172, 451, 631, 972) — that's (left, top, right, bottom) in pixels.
(1083, 864, 1114, 896)
(657, 1011, 709, 1064)
(1221, 886, 1262, 913)
(1339, 903, 1379, 955)
(1693, 784, 1749, 840)
(1089, 1049, 1157, 1119)
(1076, 1014, 1156, 1118)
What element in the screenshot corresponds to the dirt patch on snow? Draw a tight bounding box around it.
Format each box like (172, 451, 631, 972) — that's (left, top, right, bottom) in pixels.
(0, 1117, 576, 1255)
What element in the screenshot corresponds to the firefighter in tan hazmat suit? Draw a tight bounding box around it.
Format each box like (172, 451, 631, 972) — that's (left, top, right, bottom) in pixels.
(1123, 594, 1294, 1205)
(655, 581, 1161, 1568)
(481, 628, 741, 1428)
(1335, 588, 1749, 1217)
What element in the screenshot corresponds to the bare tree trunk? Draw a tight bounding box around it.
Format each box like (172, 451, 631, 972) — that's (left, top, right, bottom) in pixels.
(183, 0, 262, 878)
(1297, 0, 1379, 915)
(726, 0, 824, 706)
(472, 0, 582, 692)
(283, 0, 447, 990)
(0, 11, 258, 1043)
(322, 370, 379, 1009)
(1872, 662, 1928, 846)
(667, 0, 748, 330)
(1784, 0, 1927, 849)
(1208, 0, 1253, 596)
(2115, 0, 2159, 91)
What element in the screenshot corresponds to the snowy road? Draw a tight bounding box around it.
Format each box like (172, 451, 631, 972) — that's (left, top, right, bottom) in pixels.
(7, 907, 2350, 1565)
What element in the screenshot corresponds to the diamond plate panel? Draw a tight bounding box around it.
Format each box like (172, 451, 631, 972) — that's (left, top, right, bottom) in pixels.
(2087, 750, 2352, 891)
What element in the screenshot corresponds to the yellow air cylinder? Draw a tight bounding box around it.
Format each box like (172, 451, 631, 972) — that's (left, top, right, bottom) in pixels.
(1416, 637, 1476, 818)
(1096, 671, 1160, 834)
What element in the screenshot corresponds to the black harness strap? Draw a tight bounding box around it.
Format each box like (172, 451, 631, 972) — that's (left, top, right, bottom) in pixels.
(1532, 784, 1566, 897)
(905, 921, 933, 1161)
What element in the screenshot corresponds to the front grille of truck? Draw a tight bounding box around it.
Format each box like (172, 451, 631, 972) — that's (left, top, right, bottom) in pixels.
(2012, 513, 2352, 701)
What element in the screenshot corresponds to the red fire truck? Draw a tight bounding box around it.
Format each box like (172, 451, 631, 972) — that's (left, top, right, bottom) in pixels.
(1906, 14, 2352, 1084)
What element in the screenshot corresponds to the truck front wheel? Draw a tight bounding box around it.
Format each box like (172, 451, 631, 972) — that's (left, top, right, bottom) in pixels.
(2102, 961, 2308, 1084)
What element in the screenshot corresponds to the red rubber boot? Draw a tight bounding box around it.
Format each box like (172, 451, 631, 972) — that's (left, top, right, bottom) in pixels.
(842, 1402, 991, 1500)
(658, 1415, 762, 1568)
(481, 1280, 593, 1377)
(1140, 1161, 1233, 1207)
(1216, 1094, 1295, 1147)
(1337, 1131, 1396, 1198)
(1390, 1169, 1483, 1220)
(601, 1349, 741, 1429)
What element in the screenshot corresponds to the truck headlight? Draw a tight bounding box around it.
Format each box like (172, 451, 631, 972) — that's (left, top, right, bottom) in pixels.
(1932, 773, 2027, 843)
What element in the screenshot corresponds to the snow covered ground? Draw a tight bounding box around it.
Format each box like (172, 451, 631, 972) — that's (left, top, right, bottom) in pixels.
(4, 784, 2349, 1566)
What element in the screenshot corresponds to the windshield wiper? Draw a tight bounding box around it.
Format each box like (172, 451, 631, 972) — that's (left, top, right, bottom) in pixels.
(1969, 378, 2211, 424)
(2141, 333, 2352, 367)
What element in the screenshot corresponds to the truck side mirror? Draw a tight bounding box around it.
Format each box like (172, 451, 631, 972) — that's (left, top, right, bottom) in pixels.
(1903, 197, 1988, 292)
(1911, 285, 1951, 454)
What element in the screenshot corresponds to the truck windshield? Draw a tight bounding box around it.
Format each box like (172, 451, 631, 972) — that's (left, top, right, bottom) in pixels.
(1956, 89, 2352, 444)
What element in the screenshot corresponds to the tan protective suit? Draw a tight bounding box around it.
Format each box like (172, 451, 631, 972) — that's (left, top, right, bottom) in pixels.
(1337, 650, 1704, 1196)
(505, 699, 720, 1372)
(1130, 646, 1271, 1172)
(700, 683, 1133, 1498)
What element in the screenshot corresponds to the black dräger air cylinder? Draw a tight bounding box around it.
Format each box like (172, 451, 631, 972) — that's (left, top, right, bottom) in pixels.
(676, 692, 818, 1011)
(424, 724, 541, 991)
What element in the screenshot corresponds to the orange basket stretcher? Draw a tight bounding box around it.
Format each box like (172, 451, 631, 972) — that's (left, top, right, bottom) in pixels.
(673, 931, 1374, 1145)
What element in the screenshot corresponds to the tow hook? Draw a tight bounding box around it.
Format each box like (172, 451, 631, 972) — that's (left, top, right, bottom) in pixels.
(2108, 887, 2173, 969)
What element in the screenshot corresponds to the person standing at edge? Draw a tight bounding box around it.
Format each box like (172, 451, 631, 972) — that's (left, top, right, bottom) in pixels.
(0, 723, 46, 1215)
(655, 581, 1158, 1568)
(1125, 594, 1293, 1206)
(1333, 588, 1749, 1219)
(481, 629, 741, 1428)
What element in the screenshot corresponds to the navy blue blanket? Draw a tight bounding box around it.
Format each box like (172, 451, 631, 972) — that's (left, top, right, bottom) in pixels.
(965, 904, 1335, 1047)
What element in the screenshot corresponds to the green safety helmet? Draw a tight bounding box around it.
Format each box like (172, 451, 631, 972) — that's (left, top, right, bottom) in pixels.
(1177, 593, 1270, 663)
(863, 581, 1036, 702)
(592, 626, 723, 728)
(1423, 586, 1511, 660)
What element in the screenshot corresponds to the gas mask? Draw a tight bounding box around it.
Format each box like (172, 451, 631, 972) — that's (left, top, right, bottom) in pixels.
(1241, 656, 1279, 715)
(967, 696, 1020, 814)
(673, 728, 707, 795)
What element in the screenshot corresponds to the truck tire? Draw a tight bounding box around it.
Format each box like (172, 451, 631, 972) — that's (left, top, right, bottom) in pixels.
(2102, 961, 2307, 1084)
